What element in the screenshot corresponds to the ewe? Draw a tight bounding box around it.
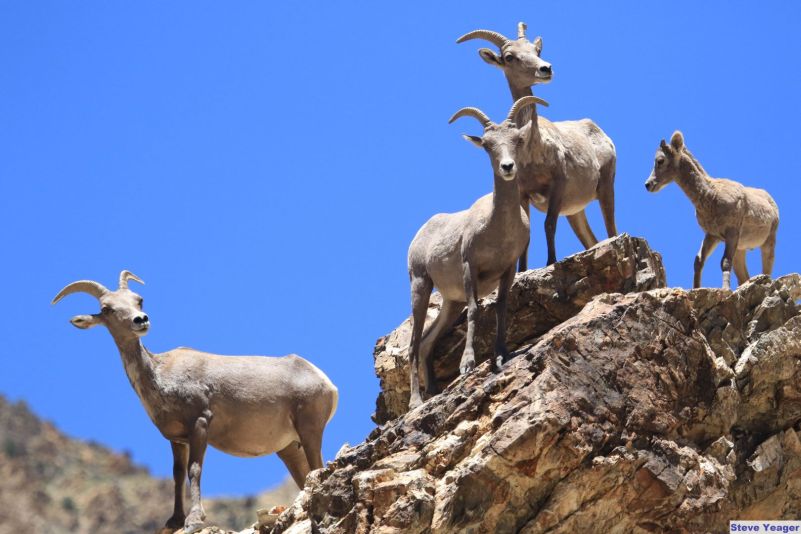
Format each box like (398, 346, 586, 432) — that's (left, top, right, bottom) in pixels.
(52, 271, 338, 534)
(406, 96, 546, 409)
(645, 131, 779, 290)
(458, 22, 618, 268)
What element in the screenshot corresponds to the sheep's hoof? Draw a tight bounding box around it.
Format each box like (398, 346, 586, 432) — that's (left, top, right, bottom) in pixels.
(459, 357, 476, 375)
(408, 395, 423, 410)
(182, 518, 205, 534)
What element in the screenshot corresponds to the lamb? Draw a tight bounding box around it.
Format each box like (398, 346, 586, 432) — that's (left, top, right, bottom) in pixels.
(457, 22, 618, 268)
(645, 131, 779, 290)
(52, 271, 338, 534)
(406, 96, 546, 409)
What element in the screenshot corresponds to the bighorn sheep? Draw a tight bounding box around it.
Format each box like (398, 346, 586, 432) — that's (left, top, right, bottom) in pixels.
(52, 271, 338, 534)
(457, 22, 618, 268)
(406, 96, 545, 409)
(645, 131, 779, 290)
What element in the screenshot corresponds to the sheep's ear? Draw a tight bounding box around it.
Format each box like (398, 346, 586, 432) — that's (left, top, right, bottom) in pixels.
(478, 48, 503, 68)
(670, 131, 685, 150)
(533, 36, 543, 55)
(70, 314, 102, 329)
(660, 138, 675, 157)
(462, 134, 483, 148)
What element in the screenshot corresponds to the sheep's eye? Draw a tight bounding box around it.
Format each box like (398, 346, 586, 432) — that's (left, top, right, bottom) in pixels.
(137, 298, 144, 308)
(505, 54, 514, 62)
(101, 306, 113, 314)
(656, 158, 665, 167)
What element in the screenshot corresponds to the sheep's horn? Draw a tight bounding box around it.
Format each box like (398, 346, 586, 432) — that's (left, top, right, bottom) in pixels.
(517, 22, 527, 39)
(448, 107, 492, 128)
(507, 96, 549, 123)
(51, 280, 109, 305)
(119, 270, 144, 290)
(456, 29, 509, 49)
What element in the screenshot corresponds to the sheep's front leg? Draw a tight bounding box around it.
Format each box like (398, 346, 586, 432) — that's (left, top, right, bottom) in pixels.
(518, 200, 531, 272)
(693, 234, 719, 289)
(720, 234, 738, 291)
(545, 179, 565, 266)
(184, 411, 212, 534)
(164, 441, 188, 530)
(460, 261, 480, 374)
(493, 264, 516, 371)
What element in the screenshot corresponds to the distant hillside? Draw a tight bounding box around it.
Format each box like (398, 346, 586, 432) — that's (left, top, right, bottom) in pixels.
(0, 395, 297, 534)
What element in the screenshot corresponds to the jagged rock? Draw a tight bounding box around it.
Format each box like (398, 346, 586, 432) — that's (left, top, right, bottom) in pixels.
(373, 234, 666, 424)
(274, 272, 801, 533)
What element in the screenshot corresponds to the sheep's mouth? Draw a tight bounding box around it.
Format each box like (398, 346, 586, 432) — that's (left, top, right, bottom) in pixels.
(535, 73, 553, 82)
(645, 181, 664, 193)
(133, 323, 150, 335)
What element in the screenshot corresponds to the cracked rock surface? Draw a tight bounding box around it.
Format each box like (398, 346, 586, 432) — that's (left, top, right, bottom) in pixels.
(274, 255, 801, 532)
(373, 234, 666, 424)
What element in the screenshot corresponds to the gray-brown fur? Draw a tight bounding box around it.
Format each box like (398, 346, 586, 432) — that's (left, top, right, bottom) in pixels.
(52, 271, 338, 534)
(645, 131, 779, 290)
(457, 22, 618, 268)
(406, 97, 544, 409)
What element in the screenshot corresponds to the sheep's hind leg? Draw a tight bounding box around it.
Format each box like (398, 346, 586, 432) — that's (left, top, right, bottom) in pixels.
(408, 274, 433, 409)
(597, 155, 618, 238)
(761, 223, 778, 276)
(733, 249, 750, 287)
(421, 299, 463, 396)
(567, 210, 598, 250)
(296, 418, 325, 473)
(277, 442, 310, 489)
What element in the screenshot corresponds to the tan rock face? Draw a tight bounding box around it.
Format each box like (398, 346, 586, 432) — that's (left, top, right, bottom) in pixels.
(373, 234, 667, 424)
(274, 263, 801, 533)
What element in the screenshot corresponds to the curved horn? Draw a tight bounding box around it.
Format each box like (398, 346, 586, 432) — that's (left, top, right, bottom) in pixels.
(51, 280, 109, 305)
(119, 270, 145, 290)
(456, 29, 510, 49)
(448, 107, 492, 128)
(517, 22, 527, 39)
(507, 96, 549, 122)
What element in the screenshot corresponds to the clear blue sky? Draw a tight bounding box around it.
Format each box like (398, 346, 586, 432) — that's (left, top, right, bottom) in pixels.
(1, 2, 799, 496)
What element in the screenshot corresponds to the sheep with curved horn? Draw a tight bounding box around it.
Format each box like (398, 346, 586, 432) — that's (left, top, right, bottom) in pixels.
(406, 96, 545, 409)
(458, 22, 618, 269)
(52, 271, 338, 534)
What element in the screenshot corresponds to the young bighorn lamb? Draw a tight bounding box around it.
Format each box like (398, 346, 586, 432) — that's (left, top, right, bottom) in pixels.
(406, 96, 545, 409)
(645, 131, 779, 290)
(457, 22, 618, 269)
(52, 271, 338, 534)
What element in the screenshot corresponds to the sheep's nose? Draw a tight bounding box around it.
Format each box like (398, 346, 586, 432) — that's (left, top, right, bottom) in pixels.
(539, 64, 552, 74)
(501, 162, 515, 173)
(134, 315, 149, 325)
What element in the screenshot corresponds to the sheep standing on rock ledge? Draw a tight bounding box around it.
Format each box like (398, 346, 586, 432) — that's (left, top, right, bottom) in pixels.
(52, 271, 338, 534)
(645, 131, 779, 290)
(406, 96, 546, 410)
(458, 22, 619, 269)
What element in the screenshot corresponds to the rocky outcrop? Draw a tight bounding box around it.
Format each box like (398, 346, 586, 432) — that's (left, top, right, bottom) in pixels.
(373, 234, 666, 423)
(274, 269, 801, 533)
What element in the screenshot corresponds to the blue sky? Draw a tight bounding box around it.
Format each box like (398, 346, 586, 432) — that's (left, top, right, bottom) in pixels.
(0, 2, 799, 496)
